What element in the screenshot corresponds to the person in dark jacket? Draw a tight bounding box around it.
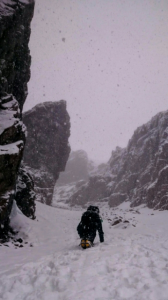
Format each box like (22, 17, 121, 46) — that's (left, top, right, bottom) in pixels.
(77, 205, 104, 245)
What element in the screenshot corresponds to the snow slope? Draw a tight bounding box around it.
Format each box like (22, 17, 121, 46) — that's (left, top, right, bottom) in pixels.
(0, 201, 168, 300)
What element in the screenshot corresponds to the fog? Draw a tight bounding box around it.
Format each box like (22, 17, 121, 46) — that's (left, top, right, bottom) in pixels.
(25, 0, 168, 162)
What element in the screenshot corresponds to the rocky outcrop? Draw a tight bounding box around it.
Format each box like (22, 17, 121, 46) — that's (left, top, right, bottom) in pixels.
(22, 101, 71, 205)
(0, 0, 35, 111)
(69, 110, 168, 210)
(56, 150, 89, 186)
(15, 165, 36, 219)
(0, 0, 35, 238)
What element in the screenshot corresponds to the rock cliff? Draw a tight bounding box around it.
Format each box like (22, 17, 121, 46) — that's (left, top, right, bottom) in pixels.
(22, 101, 71, 205)
(0, 0, 35, 239)
(69, 110, 168, 210)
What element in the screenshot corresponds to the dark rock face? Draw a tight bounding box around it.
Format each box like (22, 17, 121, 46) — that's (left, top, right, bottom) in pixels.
(0, 0, 35, 237)
(56, 150, 89, 186)
(0, 0, 35, 111)
(22, 101, 71, 205)
(69, 110, 168, 210)
(15, 165, 36, 219)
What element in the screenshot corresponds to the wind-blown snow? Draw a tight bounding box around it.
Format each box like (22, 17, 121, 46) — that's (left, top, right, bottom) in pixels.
(0, 201, 168, 300)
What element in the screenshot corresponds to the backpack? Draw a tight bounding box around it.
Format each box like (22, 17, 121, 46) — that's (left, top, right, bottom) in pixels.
(81, 210, 98, 230)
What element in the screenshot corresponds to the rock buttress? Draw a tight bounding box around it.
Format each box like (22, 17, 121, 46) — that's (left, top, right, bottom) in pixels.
(0, 0, 35, 239)
(22, 101, 71, 205)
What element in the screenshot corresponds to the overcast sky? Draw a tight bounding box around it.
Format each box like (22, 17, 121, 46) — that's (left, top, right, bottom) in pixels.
(25, 0, 168, 162)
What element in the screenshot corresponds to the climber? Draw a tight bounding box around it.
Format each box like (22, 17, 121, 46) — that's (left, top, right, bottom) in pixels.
(77, 205, 104, 249)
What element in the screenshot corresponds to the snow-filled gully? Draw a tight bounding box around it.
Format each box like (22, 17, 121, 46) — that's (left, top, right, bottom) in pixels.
(0, 202, 168, 300)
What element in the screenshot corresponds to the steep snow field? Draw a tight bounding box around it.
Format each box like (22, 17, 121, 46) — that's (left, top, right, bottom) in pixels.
(1, 201, 168, 300)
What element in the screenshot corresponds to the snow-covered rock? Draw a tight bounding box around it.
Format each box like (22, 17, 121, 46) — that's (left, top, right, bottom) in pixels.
(0, 0, 35, 238)
(69, 110, 168, 210)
